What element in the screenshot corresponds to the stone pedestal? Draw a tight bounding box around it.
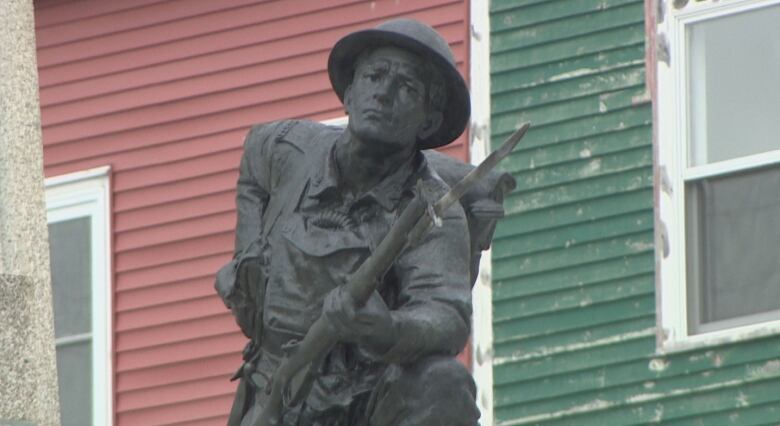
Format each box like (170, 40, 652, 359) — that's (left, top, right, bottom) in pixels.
(0, 1, 61, 425)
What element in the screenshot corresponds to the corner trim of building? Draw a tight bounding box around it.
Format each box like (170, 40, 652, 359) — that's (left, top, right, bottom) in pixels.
(468, 0, 494, 424)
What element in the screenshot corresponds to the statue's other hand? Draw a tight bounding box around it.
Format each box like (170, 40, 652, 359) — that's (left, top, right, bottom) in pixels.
(322, 286, 397, 355)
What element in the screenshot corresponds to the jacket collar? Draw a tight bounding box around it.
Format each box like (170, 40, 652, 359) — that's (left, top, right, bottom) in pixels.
(307, 133, 425, 211)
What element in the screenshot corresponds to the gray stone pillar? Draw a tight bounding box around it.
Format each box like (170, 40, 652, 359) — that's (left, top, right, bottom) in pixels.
(0, 0, 61, 425)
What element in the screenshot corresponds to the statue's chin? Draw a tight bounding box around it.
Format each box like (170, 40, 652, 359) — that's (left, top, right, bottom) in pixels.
(348, 124, 416, 154)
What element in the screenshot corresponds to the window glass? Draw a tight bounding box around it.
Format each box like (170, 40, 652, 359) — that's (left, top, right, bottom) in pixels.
(49, 217, 94, 425)
(49, 217, 92, 337)
(685, 166, 780, 333)
(687, 4, 780, 166)
(56, 342, 93, 426)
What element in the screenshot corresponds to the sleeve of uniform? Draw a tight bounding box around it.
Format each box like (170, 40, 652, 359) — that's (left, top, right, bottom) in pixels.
(380, 200, 472, 364)
(215, 123, 277, 306)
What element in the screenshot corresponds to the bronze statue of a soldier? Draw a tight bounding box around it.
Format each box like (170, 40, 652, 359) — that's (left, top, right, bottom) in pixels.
(216, 18, 516, 426)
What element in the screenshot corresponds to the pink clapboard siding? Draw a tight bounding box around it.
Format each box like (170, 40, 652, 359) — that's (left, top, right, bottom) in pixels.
(35, 0, 470, 424)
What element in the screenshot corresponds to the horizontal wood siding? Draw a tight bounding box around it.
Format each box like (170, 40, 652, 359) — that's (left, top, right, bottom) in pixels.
(490, 0, 780, 424)
(35, 0, 469, 424)
(490, 0, 654, 423)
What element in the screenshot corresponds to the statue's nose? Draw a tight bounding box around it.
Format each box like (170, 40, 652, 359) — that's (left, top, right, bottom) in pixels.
(373, 77, 394, 105)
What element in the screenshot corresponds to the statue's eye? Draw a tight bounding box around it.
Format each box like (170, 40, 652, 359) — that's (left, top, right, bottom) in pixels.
(363, 71, 381, 82)
(402, 82, 420, 96)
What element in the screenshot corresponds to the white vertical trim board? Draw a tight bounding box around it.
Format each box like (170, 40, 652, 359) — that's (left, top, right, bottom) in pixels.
(469, 0, 494, 424)
(45, 166, 112, 426)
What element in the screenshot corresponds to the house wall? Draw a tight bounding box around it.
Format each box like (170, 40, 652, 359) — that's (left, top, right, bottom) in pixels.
(34, 0, 469, 424)
(489, 0, 780, 424)
(490, 0, 655, 422)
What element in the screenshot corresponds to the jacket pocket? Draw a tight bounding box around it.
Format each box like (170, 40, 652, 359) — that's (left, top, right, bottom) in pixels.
(281, 218, 368, 257)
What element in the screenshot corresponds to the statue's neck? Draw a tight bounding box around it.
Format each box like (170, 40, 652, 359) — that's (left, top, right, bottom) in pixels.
(334, 130, 415, 196)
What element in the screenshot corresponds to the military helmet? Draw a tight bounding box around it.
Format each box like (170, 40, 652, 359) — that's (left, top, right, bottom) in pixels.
(328, 18, 471, 149)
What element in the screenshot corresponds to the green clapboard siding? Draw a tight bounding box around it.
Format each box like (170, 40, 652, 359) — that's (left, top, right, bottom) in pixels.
(489, 1, 780, 424)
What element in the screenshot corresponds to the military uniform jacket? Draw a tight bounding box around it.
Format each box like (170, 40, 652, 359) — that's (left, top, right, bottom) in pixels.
(216, 120, 474, 419)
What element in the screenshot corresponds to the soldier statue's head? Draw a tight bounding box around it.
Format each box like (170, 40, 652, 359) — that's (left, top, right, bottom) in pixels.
(328, 19, 471, 151)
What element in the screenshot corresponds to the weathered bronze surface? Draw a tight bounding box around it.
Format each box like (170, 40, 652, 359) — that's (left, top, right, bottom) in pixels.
(215, 19, 517, 426)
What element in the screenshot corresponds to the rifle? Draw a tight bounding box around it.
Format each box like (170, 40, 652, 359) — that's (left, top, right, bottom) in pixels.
(255, 122, 530, 426)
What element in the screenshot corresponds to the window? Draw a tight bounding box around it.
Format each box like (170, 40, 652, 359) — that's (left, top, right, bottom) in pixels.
(656, 0, 780, 350)
(45, 167, 112, 426)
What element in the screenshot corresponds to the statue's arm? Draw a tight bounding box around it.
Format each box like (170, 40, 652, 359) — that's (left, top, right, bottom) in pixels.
(215, 124, 275, 307)
(234, 125, 273, 258)
(380, 202, 472, 364)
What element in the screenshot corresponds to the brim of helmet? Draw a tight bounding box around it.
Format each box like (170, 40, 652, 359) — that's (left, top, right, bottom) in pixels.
(328, 28, 470, 150)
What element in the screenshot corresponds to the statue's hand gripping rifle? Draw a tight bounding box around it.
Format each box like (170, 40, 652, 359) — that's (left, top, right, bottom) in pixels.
(255, 123, 530, 426)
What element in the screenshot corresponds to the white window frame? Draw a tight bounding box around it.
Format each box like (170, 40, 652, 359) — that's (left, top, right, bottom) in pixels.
(45, 166, 112, 426)
(656, 0, 780, 352)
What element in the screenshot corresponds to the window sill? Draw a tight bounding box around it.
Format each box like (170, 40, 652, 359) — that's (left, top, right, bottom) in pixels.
(657, 318, 780, 354)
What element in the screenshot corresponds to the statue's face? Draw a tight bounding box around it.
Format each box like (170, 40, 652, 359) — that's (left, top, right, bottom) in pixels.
(344, 46, 440, 152)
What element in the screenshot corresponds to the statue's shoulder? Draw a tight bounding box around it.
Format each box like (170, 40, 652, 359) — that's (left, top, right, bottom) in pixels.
(241, 120, 341, 190)
(244, 119, 339, 157)
(422, 149, 516, 217)
(422, 148, 517, 287)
